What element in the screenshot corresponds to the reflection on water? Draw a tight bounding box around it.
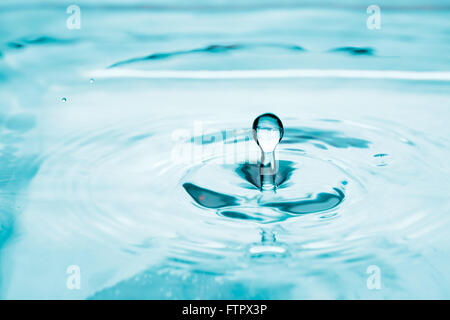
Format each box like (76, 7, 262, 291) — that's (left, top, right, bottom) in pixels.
(236, 161, 295, 189)
(0, 0, 450, 299)
(109, 43, 306, 68)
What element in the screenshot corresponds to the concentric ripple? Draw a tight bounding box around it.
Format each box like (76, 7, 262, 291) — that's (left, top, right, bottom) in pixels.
(1, 1, 450, 300)
(6, 111, 448, 299)
(26, 116, 450, 261)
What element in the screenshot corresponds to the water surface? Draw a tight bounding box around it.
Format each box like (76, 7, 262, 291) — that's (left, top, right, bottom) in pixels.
(0, 0, 449, 299)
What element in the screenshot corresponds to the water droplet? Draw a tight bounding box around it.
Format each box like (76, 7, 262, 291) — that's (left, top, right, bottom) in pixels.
(61, 97, 67, 102)
(253, 113, 284, 153)
(89, 78, 95, 84)
(252, 113, 284, 191)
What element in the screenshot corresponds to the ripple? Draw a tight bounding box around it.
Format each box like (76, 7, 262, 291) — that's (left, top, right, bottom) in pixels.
(16, 115, 450, 299)
(330, 46, 375, 56)
(261, 188, 344, 215)
(108, 43, 306, 68)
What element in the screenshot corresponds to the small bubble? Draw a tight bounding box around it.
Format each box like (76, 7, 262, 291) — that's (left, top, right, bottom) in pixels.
(89, 78, 95, 84)
(61, 97, 67, 102)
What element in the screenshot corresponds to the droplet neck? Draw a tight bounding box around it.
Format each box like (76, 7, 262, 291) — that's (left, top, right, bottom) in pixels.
(260, 151, 277, 191)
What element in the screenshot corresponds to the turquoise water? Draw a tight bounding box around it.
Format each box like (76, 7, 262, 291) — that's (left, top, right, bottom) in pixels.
(0, 1, 450, 299)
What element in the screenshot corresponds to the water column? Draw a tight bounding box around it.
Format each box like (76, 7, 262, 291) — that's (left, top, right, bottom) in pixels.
(252, 113, 284, 192)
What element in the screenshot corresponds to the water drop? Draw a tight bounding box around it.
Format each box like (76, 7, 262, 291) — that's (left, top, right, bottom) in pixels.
(61, 97, 67, 102)
(252, 113, 284, 191)
(89, 78, 95, 84)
